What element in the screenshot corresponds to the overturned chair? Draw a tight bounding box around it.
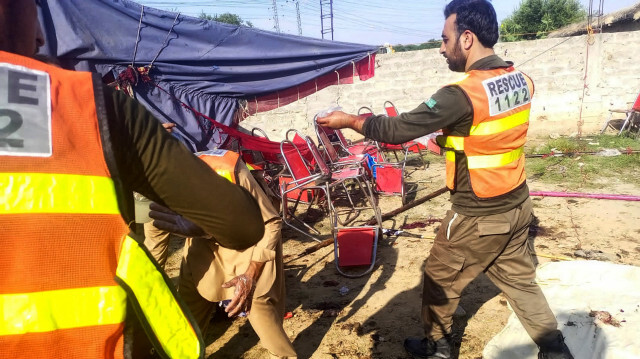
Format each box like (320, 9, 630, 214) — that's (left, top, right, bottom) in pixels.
(333, 223, 380, 278)
(279, 135, 381, 241)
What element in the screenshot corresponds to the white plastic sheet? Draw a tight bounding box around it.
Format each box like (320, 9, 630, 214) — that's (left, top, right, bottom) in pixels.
(483, 260, 640, 359)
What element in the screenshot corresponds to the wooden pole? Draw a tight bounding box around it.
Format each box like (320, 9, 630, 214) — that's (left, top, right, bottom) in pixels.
(365, 186, 448, 225)
(284, 186, 448, 262)
(284, 238, 333, 263)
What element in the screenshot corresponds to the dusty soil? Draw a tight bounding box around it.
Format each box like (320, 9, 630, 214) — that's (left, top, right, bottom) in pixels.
(162, 148, 640, 359)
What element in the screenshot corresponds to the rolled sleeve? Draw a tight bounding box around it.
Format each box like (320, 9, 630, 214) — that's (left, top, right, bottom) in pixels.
(237, 163, 282, 263)
(107, 88, 264, 250)
(363, 86, 472, 144)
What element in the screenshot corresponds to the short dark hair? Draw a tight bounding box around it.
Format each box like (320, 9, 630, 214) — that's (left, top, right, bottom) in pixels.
(444, 0, 499, 48)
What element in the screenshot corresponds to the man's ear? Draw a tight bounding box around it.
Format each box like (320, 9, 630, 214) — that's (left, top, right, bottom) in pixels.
(461, 30, 474, 50)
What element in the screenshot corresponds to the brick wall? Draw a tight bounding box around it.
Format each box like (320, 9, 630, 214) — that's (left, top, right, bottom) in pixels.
(241, 31, 640, 141)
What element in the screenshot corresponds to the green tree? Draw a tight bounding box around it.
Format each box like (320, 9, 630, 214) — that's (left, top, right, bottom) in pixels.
(392, 39, 442, 53)
(500, 0, 586, 42)
(199, 12, 253, 27)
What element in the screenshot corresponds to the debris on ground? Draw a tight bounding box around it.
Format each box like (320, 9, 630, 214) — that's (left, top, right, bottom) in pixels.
(589, 310, 621, 327)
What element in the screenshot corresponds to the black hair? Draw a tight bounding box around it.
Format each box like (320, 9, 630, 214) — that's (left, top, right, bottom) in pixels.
(444, 0, 499, 48)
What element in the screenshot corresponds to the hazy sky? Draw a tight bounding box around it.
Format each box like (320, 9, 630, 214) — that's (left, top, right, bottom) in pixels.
(137, 0, 639, 45)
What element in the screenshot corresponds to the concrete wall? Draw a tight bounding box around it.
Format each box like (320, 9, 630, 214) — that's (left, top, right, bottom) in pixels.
(240, 31, 640, 141)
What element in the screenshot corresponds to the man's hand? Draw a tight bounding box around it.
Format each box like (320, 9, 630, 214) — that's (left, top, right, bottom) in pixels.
(316, 111, 365, 133)
(149, 202, 208, 238)
(221, 274, 256, 317)
(162, 122, 176, 133)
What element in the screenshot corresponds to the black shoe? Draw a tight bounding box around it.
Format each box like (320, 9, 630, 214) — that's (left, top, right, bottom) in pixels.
(403, 337, 451, 359)
(538, 333, 574, 359)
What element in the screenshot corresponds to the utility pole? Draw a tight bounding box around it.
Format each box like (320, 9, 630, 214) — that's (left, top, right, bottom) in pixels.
(272, 0, 281, 33)
(320, 0, 334, 40)
(296, 1, 302, 36)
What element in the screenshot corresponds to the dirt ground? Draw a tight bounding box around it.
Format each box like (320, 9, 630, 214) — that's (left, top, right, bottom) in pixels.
(162, 145, 640, 359)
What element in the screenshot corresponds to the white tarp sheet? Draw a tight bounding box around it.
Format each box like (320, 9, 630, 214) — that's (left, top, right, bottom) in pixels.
(483, 260, 640, 359)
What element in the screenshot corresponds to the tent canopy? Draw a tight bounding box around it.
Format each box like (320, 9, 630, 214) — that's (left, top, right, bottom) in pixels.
(39, 0, 378, 150)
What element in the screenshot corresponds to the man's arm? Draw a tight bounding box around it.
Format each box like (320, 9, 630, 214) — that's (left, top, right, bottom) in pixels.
(316, 111, 367, 133)
(221, 163, 282, 316)
(105, 87, 264, 250)
(317, 86, 472, 144)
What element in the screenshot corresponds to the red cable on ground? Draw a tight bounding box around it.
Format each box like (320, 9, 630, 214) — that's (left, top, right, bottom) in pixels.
(530, 191, 640, 201)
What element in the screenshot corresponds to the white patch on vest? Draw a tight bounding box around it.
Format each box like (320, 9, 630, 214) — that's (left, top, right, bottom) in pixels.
(482, 71, 531, 117)
(0, 63, 52, 157)
(195, 148, 227, 157)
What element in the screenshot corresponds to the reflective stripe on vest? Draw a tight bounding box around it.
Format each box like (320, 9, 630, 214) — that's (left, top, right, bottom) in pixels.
(116, 236, 202, 359)
(0, 286, 126, 336)
(444, 146, 524, 169)
(0, 173, 120, 214)
(0, 51, 202, 359)
(439, 67, 532, 198)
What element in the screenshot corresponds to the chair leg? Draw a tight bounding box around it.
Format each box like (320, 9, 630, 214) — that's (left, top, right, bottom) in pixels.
(336, 182, 360, 225)
(356, 177, 381, 226)
(417, 146, 428, 170)
(618, 112, 633, 135)
(601, 112, 614, 134)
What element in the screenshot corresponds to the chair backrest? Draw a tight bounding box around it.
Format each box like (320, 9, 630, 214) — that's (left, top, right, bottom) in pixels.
(335, 226, 377, 267)
(316, 125, 341, 163)
(374, 164, 403, 194)
(334, 129, 351, 149)
(251, 127, 270, 139)
(357, 106, 374, 117)
(286, 129, 315, 166)
(632, 92, 640, 111)
(250, 127, 281, 164)
(304, 136, 332, 176)
(280, 139, 312, 181)
(384, 100, 398, 117)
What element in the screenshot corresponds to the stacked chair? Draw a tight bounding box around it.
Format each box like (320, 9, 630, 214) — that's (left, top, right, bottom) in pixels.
(352, 106, 413, 204)
(280, 129, 381, 277)
(379, 101, 429, 168)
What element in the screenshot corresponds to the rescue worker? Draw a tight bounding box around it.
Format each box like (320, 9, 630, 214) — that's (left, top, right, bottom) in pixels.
(317, 1, 573, 358)
(0, 1, 264, 358)
(149, 149, 297, 359)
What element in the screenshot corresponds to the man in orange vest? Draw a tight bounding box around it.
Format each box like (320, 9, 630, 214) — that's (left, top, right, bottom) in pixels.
(150, 149, 297, 358)
(0, 1, 264, 358)
(317, 1, 573, 358)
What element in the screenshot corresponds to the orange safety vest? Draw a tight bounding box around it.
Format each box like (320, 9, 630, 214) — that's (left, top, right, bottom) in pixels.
(437, 67, 534, 199)
(196, 149, 240, 183)
(0, 51, 202, 358)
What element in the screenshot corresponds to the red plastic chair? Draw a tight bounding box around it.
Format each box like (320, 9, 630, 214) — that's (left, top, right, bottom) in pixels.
(302, 135, 381, 227)
(316, 114, 380, 159)
(314, 117, 369, 170)
(279, 139, 334, 241)
(372, 160, 407, 204)
(286, 129, 316, 167)
(333, 225, 379, 278)
(379, 101, 429, 168)
(280, 136, 380, 240)
(238, 127, 287, 200)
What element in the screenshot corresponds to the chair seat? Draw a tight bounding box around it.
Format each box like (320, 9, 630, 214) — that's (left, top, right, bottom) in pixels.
(331, 168, 362, 180)
(347, 144, 378, 156)
(334, 226, 379, 278)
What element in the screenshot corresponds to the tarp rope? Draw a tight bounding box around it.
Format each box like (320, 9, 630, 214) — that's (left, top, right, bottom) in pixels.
(143, 77, 311, 158)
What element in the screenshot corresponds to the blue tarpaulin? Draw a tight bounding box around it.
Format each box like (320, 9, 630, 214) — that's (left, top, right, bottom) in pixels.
(38, 0, 378, 151)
